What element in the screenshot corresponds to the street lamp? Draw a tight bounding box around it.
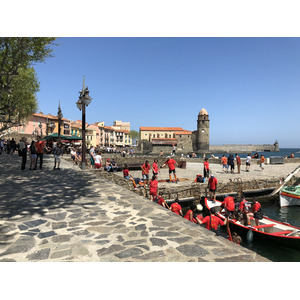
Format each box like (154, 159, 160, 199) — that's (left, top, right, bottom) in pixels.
(57, 101, 63, 140)
(76, 76, 92, 170)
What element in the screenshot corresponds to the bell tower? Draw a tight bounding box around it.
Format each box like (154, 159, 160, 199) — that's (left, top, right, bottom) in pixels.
(197, 108, 210, 151)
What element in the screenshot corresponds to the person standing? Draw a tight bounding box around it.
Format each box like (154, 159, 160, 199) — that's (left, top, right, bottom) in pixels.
(89, 146, 95, 169)
(246, 153, 251, 172)
(208, 174, 218, 200)
(152, 158, 159, 176)
(169, 198, 183, 216)
(221, 195, 235, 218)
(221, 155, 228, 173)
(35, 136, 48, 169)
(53, 141, 63, 170)
(235, 154, 241, 174)
(141, 160, 151, 185)
(203, 158, 210, 179)
(260, 154, 265, 171)
(228, 154, 235, 174)
(29, 140, 37, 170)
(161, 157, 179, 182)
(18, 137, 28, 170)
(149, 175, 158, 201)
(250, 199, 263, 227)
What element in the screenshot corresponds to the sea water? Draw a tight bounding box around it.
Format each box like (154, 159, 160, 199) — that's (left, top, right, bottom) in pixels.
(239, 195, 300, 262)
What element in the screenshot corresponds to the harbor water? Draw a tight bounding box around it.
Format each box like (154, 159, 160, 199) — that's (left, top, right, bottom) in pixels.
(236, 195, 300, 262)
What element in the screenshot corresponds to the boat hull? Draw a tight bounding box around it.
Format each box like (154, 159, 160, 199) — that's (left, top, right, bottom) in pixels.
(280, 191, 300, 207)
(205, 198, 300, 250)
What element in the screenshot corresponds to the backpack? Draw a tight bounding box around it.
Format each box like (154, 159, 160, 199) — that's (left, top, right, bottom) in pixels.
(196, 175, 205, 183)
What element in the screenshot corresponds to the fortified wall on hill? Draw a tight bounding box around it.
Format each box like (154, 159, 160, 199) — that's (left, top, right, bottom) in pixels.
(138, 108, 279, 154)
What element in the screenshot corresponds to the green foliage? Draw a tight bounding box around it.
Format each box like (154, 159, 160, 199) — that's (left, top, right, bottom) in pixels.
(0, 37, 57, 132)
(129, 130, 140, 140)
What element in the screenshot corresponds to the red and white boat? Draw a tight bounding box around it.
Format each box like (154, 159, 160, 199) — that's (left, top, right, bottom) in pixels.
(280, 186, 300, 207)
(204, 198, 300, 250)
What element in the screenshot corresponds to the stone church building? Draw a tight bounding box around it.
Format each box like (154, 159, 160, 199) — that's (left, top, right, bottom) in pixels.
(139, 107, 279, 154)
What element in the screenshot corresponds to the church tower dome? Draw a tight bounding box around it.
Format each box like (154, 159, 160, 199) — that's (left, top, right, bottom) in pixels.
(199, 108, 208, 116)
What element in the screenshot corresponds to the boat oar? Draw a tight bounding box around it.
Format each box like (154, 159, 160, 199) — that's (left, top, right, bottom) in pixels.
(270, 164, 300, 196)
(226, 218, 233, 241)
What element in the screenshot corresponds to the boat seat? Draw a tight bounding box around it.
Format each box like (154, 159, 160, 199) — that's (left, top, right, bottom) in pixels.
(253, 224, 275, 229)
(269, 230, 293, 236)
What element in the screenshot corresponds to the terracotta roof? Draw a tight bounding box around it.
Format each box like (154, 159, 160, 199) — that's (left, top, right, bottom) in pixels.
(175, 131, 192, 135)
(32, 113, 70, 122)
(140, 127, 184, 131)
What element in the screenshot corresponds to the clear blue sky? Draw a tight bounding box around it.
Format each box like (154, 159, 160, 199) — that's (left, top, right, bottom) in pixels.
(34, 37, 300, 148)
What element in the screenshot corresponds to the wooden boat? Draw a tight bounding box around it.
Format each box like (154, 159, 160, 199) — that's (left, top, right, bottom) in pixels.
(204, 198, 300, 250)
(280, 186, 300, 207)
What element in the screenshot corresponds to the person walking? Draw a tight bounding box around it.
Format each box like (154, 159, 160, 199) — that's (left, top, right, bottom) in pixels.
(53, 141, 63, 170)
(246, 153, 251, 172)
(235, 154, 241, 174)
(161, 157, 179, 182)
(18, 137, 28, 170)
(221, 155, 228, 173)
(260, 154, 265, 171)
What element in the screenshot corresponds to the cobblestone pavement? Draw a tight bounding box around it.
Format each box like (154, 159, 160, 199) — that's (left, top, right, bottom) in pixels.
(0, 153, 269, 262)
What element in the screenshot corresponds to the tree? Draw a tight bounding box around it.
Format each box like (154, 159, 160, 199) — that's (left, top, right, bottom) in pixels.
(0, 67, 39, 132)
(0, 37, 57, 132)
(129, 130, 140, 140)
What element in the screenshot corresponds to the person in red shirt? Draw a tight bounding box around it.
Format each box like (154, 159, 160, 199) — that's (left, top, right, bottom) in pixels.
(35, 136, 49, 169)
(221, 195, 235, 218)
(239, 198, 252, 225)
(152, 158, 159, 176)
(161, 157, 178, 182)
(149, 175, 158, 201)
(169, 198, 183, 216)
(247, 199, 263, 226)
(203, 158, 210, 178)
(156, 192, 167, 208)
(141, 160, 151, 185)
(208, 174, 217, 200)
(184, 204, 202, 224)
(199, 209, 227, 233)
(123, 163, 136, 188)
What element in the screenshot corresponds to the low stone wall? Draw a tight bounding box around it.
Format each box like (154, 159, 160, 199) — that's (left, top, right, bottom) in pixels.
(210, 144, 278, 152)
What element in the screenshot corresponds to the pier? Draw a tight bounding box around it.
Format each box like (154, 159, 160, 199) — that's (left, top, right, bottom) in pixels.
(0, 154, 270, 262)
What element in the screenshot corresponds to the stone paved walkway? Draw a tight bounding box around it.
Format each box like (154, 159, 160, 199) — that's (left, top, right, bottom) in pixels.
(0, 153, 269, 262)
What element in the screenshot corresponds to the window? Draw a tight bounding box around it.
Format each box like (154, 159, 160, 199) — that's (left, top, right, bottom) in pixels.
(165, 133, 167, 138)
(157, 133, 160, 138)
(153, 134, 155, 138)
(169, 134, 171, 138)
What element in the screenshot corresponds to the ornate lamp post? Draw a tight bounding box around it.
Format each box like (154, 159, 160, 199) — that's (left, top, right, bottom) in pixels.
(57, 101, 63, 141)
(76, 76, 92, 170)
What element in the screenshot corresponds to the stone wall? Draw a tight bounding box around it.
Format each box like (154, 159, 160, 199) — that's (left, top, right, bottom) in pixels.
(209, 144, 278, 153)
